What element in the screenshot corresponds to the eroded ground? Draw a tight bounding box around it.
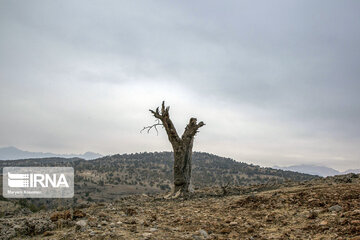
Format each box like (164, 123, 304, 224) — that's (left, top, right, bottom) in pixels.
(1, 174, 359, 240)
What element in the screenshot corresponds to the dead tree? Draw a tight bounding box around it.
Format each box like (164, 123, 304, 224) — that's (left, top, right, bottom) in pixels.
(142, 101, 205, 197)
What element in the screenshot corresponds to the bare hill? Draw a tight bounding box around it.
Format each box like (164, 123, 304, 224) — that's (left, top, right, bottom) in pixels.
(0, 152, 316, 203)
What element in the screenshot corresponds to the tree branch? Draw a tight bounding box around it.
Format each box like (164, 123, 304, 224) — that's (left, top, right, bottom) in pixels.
(181, 118, 205, 142)
(140, 119, 163, 135)
(147, 101, 181, 144)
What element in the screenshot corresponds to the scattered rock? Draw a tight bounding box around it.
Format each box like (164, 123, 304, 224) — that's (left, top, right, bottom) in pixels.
(87, 217, 98, 227)
(3, 217, 56, 238)
(199, 229, 209, 239)
(124, 218, 137, 224)
(308, 211, 318, 219)
(76, 202, 90, 209)
(124, 208, 137, 216)
(73, 209, 86, 219)
(247, 227, 255, 233)
(98, 212, 107, 218)
(219, 227, 231, 234)
(61, 232, 75, 239)
(50, 210, 71, 222)
(319, 220, 328, 226)
(75, 220, 88, 231)
(351, 220, 360, 225)
(0, 173, 359, 239)
(328, 205, 342, 212)
(228, 231, 239, 238)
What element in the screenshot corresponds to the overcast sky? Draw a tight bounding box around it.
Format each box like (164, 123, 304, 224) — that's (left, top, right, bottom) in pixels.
(1, 0, 359, 171)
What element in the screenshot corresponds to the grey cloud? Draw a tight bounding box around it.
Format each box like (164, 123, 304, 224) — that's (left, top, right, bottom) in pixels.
(0, 0, 359, 170)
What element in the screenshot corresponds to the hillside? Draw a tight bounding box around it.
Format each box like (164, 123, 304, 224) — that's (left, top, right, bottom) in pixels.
(0, 173, 359, 239)
(0, 152, 316, 203)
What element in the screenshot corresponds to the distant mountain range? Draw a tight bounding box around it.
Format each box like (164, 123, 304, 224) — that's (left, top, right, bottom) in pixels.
(0, 146, 102, 160)
(1, 146, 357, 178)
(273, 164, 360, 177)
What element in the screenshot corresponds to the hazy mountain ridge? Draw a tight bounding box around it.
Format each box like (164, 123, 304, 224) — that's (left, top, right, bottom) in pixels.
(0, 146, 102, 160)
(273, 164, 360, 177)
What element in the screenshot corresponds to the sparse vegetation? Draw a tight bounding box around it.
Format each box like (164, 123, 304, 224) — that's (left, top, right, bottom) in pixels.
(0, 173, 359, 239)
(0, 152, 316, 211)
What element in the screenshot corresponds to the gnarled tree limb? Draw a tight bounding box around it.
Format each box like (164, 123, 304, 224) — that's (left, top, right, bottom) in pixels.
(148, 101, 181, 145)
(181, 118, 205, 145)
(140, 119, 163, 135)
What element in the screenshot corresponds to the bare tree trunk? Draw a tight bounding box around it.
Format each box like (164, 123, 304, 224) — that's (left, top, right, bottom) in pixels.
(173, 139, 193, 194)
(146, 101, 204, 197)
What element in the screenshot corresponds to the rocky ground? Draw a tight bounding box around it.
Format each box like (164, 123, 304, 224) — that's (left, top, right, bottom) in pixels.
(1, 173, 359, 240)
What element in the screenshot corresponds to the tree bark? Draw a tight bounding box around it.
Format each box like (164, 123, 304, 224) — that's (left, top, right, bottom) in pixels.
(148, 101, 204, 196)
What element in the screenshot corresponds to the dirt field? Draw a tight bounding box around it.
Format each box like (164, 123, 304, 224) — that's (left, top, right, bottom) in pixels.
(1, 174, 359, 240)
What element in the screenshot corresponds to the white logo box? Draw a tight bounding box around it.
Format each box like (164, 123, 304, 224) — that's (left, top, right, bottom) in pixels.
(3, 167, 74, 198)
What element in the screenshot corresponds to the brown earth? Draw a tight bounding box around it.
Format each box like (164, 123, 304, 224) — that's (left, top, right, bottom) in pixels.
(1, 173, 359, 240)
